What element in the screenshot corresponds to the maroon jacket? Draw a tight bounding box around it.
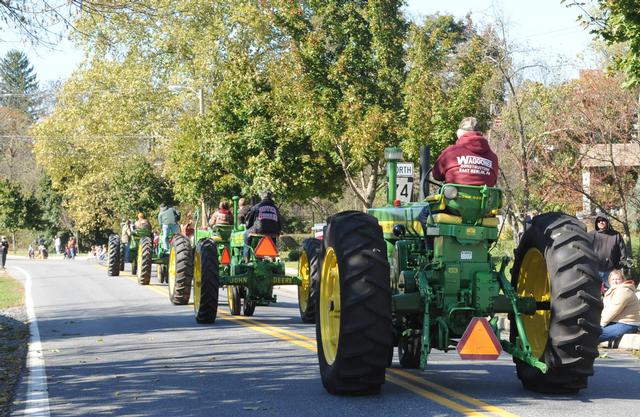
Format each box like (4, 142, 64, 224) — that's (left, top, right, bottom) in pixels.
(432, 131, 499, 186)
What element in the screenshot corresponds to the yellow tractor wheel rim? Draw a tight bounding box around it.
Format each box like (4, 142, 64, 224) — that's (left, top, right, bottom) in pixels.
(227, 286, 235, 313)
(193, 251, 202, 312)
(297, 250, 310, 312)
(320, 247, 340, 365)
(168, 247, 176, 296)
(137, 242, 143, 277)
(517, 248, 551, 358)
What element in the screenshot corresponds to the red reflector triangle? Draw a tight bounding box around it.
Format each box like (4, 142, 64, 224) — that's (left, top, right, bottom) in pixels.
(220, 247, 231, 265)
(254, 237, 278, 258)
(456, 317, 502, 360)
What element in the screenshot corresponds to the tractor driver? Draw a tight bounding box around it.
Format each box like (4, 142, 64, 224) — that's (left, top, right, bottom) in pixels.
(432, 116, 499, 187)
(243, 190, 282, 261)
(158, 203, 181, 253)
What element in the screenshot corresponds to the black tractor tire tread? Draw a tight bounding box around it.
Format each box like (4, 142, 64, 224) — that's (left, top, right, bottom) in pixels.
(169, 234, 193, 305)
(107, 235, 121, 277)
(316, 211, 392, 396)
(195, 239, 219, 324)
(242, 297, 256, 316)
(137, 237, 152, 285)
(299, 238, 322, 323)
(510, 212, 601, 394)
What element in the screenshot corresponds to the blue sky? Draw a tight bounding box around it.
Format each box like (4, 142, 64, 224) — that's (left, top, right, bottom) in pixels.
(0, 0, 595, 84)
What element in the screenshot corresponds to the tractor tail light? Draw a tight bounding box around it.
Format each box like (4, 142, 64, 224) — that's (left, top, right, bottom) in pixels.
(220, 247, 231, 265)
(254, 237, 278, 259)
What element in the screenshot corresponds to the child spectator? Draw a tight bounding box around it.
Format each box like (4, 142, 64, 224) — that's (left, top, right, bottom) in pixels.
(599, 269, 640, 343)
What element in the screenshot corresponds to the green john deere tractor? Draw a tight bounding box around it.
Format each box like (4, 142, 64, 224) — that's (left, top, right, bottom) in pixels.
(315, 147, 602, 396)
(190, 196, 316, 323)
(135, 225, 191, 305)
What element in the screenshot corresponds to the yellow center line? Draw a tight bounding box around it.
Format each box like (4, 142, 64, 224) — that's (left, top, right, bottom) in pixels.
(385, 374, 487, 417)
(97, 264, 519, 417)
(388, 369, 521, 417)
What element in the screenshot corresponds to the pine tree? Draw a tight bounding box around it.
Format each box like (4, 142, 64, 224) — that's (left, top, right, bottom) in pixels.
(0, 49, 40, 118)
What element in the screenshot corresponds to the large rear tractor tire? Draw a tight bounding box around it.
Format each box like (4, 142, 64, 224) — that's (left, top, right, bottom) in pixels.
(298, 238, 322, 323)
(316, 211, 392, 395)
(510, 212, 601, 394)
(193, 238, 219, 324)
(137, 237, 152, 285)
(168, 234, 193, 305)
(107, 235, 121, 277)
(227, 286, 241, 315)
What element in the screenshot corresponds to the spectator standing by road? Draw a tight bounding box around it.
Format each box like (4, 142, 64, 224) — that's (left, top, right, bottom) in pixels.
(68, 237, 77, 260)
(120, 219, 132, 263)
(54, 235, 62, 255)
(158, 203, 181, 252)
(599, 270, 640, 343)
(1, 236, 9, 269)
(237, 198, 251, 225)
(590, 215, 630, 290)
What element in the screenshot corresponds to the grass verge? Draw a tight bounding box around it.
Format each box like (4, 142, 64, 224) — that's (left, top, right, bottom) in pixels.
(0, 270, 28, 417)
(0, 272, 24, 309)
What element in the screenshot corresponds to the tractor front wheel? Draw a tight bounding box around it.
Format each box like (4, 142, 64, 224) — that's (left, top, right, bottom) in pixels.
(227, 286, 241, 315)
(316, 211, 392, 395)
(194, 238, 219, 324)
(398, 333, 421, 369)
(243, 295, 256, 317)
(298, 238, 322, 323)
(107, 235, 121, 277)
(510, 212, 601, 394)
(168, 234, 193, 305)
(137, 237, 152, 285)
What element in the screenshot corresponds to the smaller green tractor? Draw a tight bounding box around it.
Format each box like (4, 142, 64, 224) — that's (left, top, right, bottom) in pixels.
(185, 196, 318, 323)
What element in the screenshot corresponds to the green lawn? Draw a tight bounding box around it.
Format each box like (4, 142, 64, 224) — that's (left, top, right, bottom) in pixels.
(0, 272, 23, 309)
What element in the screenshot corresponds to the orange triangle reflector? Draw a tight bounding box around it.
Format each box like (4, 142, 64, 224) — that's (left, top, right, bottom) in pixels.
(456, 317, 502, 360)
(220, 247, 231, 265)
(254, 237, 278, 258)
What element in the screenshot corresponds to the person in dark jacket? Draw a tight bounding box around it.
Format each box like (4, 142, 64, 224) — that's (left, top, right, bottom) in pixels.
(237, 198, 251, 225)
(1, 236, 9, 269)
(591, 215, 630, 289)
(243, 190, 282, 260)
(432, 117, 499, 186)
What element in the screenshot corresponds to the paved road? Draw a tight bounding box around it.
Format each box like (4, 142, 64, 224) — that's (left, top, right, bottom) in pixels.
(7, 258, 640, 416)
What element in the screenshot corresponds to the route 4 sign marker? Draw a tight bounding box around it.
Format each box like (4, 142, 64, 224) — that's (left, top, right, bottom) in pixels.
(396, 162, 413, 202)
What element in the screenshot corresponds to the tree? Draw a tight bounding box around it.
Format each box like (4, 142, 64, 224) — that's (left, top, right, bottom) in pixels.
(565, 0, 640, 87)
(269, 0, 408, 209)
(0, 179, 28, 250)
(0, 49, 40, 118)
(0, 1, 151, 46)
(542, 70, 639, 250)
(402, 15, 502, 159)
